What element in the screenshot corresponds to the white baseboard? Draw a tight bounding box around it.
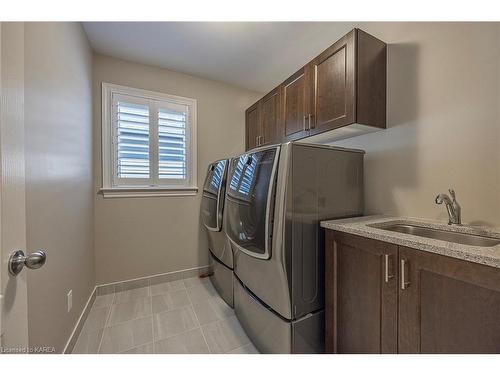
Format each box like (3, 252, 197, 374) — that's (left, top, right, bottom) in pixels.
(95, 265, 210, 295)
(63, 286, 96, 354)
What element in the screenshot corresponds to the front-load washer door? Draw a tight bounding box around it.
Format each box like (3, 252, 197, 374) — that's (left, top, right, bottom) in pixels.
(225, 147, 279, 260)
(201, 160, 227, 232)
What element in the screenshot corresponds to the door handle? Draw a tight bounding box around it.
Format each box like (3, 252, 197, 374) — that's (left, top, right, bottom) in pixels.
(384, 254, 394, 283)
(8, 250, 47, 276)
(303, 115, 308, 131)
(401, 259, 410, 290)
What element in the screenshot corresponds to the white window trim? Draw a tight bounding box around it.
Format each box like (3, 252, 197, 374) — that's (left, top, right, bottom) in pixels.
(101, 82, 198, 198)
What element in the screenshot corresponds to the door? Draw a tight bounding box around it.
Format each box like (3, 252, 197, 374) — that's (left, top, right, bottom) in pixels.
(245, 102, 261, 151)
(224, 146, 279, 260)
(326, 231, 398, 353)
(201, 160, 227, 231)
(310, 30, 356, 134)
(399, 246, 500, 353)
(260, 88, 281, 146)
(281, 68, 311, 141)
(0, 22, 29, 351)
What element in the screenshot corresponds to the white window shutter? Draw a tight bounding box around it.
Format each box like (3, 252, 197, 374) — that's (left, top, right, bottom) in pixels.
(102, 83, 197, 196)
(115, 100, 150, 179)
(157, 105, 188, 181)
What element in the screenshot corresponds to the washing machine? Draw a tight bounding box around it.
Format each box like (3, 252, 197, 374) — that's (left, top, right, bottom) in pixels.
(201, 159, 233, 306)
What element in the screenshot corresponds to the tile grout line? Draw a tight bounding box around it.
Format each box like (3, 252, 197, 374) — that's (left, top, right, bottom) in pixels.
(155, 327, 207, 352)
(228, 344, 245, 354)
(149, 279, 155, 354)
(72, 299, 112, 353)
(115, 283, 152, 352)
(192, 307, 212, 353)
(197, 297, 248, 353)
(151, 277, 192, 350)
(208, 297, 232, 322)
(100, 284, 153, 353)
(96, 290, 115, 353)
(228, 343, 256, 354)
(153, 276, 208, 352)
(185, 279, 212, 353)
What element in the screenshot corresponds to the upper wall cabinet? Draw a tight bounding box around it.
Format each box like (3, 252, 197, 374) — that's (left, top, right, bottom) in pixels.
(245, 29, 387, 150)
(309, 30, 356, 134)
(245, 87, 282, 149)
(260, 88, 282, 146)
(281, 67, 311, 142)
(245, 101, 261, 150)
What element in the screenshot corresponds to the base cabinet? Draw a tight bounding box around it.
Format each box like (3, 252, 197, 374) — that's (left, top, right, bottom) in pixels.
(325, 231, 397, 353)
(326, 230, 500, 354)
(398, 246, 500, 353)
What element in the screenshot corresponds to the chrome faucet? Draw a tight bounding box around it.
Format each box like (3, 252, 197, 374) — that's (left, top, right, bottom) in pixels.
(435, 189, 461, 225)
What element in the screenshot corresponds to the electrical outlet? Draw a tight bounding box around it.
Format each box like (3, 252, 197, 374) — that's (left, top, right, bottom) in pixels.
(67, 290, 72, 312)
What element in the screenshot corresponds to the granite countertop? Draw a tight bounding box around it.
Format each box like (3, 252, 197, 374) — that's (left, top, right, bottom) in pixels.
(320, 215, 500, 269)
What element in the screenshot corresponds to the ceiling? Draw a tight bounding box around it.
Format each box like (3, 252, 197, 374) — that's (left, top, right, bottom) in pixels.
(82, 22, 356, 93)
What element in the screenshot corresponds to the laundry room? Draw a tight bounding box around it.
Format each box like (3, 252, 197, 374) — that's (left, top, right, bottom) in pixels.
(1, 1, 500, 374)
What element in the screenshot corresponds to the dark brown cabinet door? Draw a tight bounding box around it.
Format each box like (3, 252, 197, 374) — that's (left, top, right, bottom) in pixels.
(281, 68, 310, 141)
(260, 88, 281, 146)
(398, 247, 500, 353)
(245, 102, 261, 151)
(310, 30, 355, 134)
(326, 231, 398, 353)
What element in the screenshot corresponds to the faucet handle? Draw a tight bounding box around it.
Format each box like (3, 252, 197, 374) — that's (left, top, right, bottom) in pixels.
(448, 189, 456, 201)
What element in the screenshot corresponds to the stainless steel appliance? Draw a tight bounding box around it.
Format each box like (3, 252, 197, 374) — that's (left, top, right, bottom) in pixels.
(225, 142, 364, 353)
(201, 159, 234, 306)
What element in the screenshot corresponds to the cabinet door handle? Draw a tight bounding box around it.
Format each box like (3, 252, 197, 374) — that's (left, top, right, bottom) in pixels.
(401, 259, 410, 290)
(384, 254, 394, 283)
(303, 115, 308, 131)
(308, 114, 315, 129)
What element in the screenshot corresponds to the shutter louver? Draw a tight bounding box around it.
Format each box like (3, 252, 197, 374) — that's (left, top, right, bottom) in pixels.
(116, 101, 150, 178)
(210, 162, 224, 190)
(158, 108, 187, 180)
(239, 156, 256, 195)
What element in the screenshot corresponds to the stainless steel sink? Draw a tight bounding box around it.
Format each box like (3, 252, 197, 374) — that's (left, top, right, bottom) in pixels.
(374, 223, 500, 247)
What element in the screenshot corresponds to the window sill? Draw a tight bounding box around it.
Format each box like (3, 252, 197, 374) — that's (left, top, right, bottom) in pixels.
(100, 187, 199, 198)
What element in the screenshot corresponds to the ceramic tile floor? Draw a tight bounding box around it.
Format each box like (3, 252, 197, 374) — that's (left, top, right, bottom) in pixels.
(72, 276, 260, 354)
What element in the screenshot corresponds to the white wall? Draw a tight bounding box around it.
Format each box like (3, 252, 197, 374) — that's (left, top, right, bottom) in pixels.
(93, 54, 262, 284)
(25, 22, 94, 353)
(333, 22, 500, 228)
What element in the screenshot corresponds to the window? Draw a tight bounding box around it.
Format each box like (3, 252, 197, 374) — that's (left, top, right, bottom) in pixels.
(101, 83, 197, 197)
